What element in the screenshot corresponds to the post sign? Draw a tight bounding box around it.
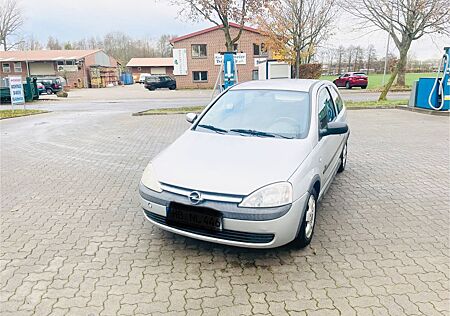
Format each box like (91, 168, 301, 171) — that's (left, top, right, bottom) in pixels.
(214, 53, 247, 65)
(9, 76, 25, 105)
(173, 48, 188, 75)
(254, 58, 267, 67)
(57, 65, 78, 72)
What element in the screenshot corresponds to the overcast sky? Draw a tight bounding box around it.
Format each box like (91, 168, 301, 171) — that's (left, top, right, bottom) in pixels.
(20, 0, 448, 60)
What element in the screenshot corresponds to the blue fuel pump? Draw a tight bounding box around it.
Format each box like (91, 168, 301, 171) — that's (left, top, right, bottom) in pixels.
(222, 52, 237, 90)
(413, 47, 449, 111)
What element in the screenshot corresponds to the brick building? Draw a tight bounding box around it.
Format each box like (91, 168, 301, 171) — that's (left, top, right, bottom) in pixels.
(0, 49, 119, 88)
(171, 23, 271, 89)
(126, 58, 174, 81)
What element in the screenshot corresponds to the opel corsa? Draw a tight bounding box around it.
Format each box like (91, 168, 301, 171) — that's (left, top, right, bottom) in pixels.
(139, 79, 349, 248)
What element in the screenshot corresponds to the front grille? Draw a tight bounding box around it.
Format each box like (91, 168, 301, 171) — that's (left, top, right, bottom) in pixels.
(144, 210, 274, 244)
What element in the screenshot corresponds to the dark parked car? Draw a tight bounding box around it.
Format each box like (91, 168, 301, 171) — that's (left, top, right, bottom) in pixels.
(144, 75, 176, 91)
(333, 72, 368, 89)
(37, 78, 63, 94)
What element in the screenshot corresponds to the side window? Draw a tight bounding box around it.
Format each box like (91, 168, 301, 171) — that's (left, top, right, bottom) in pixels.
(318, 88, 336, 130)
(318, 89, 329, 130)
(328, 87, 344, 114)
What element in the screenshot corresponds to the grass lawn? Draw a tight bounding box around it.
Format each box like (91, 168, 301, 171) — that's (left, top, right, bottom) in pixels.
(136, 106, 205, 115)
(320, 73, 435, 90)
(0, 109, 48, 120)
(345, 99, 408, 108)
(136, 99, 408, 116)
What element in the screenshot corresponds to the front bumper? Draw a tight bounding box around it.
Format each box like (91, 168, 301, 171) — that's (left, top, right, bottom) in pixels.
(139, 184, 309, 248)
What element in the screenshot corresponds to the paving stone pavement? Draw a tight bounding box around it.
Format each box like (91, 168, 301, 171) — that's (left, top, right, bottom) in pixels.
(0, 109, 449, 316)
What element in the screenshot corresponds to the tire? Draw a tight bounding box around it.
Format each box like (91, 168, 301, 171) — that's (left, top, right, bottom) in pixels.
(169, 85, 176, 90)
(337, 142, 348, 173)
(345, 81, 352, 89)
(293, 188, 318, 248)
(46, 88, 53, 95)
(149, 86, 156, 91)
(361, 85, 367, 89)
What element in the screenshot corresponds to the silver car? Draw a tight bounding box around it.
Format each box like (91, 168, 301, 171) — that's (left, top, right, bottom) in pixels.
(139, 79, 349, 248)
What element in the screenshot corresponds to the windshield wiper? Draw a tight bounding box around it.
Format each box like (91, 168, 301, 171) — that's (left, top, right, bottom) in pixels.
(197, 124, 228, 134)
(229, 129, 293, 139)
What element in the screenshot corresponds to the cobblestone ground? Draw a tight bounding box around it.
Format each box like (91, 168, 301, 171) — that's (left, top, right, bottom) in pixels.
(1, 109, 449, 316)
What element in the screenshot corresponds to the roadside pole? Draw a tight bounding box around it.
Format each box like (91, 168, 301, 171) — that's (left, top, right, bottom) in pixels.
(382, 10, 393, 87)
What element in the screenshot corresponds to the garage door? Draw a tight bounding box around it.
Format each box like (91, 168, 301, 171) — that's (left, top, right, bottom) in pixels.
(150, 67, 166, 75)
(29, 62, 56, 76)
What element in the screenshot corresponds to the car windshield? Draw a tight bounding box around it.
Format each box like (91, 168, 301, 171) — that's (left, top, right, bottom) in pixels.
(194, 89, 310, 139)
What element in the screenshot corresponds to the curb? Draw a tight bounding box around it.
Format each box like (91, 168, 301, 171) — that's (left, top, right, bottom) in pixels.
(394, 106, 450, 116)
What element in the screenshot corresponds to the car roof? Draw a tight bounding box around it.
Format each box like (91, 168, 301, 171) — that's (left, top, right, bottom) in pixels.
(231, 79, 325, 92)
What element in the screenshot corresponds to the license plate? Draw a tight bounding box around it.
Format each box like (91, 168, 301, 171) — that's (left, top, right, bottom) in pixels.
(167, 203, 223, 231)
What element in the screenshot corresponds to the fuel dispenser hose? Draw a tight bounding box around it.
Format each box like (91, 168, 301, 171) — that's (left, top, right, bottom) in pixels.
(429, 53, 449, 110)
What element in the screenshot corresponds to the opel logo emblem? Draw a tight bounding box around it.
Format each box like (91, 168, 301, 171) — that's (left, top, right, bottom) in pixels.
(188, 191, 203, 205)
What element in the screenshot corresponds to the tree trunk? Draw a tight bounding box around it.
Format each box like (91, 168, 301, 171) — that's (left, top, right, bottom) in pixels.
(378, 66, 399, 101)
(396, 49, 408, 86)
(222, 27, 234, 52)
(295, 48, 301, 79)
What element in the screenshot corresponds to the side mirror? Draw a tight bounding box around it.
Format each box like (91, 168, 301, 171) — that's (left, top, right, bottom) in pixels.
(186, 112, 197, 124)
(320, 122, 348, 137)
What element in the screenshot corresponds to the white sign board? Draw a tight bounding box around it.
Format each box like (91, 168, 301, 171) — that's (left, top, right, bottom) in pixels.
(9, 76, 25, 105)
(57, 65, 78, 72)
(173, 48, 188, 75)
(214, 53, 247, 65)
(254, 58, 267, 67)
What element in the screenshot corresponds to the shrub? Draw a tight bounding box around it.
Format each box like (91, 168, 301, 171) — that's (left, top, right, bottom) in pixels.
(298, 64, 322, 79)
(56, 91, 68, 98)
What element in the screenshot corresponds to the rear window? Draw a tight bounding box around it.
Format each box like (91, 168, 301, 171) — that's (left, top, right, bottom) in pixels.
(145, 77, 159, 83)
(353, 73, 367, 77)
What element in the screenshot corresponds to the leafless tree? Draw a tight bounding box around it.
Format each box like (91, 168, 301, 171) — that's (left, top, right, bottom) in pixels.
(345, 0, 450, 100)
(0, 0, 23, 51)
(365, 44, 376, 74)
(157, 34, 175, 57)
(258, 0, 338, 78)
(46, 36, 62, 50)
(171, 0, 268, 51)
(336, 45, 345, 74)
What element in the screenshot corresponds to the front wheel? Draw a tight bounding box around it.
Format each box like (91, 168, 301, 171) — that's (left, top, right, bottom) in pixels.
(345, 81, 352, 89)
(293, 188, 318, 248)
(169, 85, 176, 90)
(361, 85, 367, 89)
(337, 142, 347, 173)
(46, 88, 53, 94)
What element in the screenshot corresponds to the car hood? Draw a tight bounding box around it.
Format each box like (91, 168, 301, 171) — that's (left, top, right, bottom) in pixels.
(152, 130, 311, 196)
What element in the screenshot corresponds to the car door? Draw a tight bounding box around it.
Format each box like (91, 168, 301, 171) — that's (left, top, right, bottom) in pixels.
(317, 86, 341, 186)
(341, 73, 350, 86)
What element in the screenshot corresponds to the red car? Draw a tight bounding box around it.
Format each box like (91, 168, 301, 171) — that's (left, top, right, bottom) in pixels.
(333, 72, 368, 89)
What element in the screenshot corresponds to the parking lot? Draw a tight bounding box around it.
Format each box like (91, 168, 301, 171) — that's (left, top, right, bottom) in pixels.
(1, 103, 449, 315)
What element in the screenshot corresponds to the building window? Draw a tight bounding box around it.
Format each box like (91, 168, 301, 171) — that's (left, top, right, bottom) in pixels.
(192, 44, 207, 58)
(233, 43, 238, 51)
(2, 63, 10, 73)
(252, 70, 259, 80)
(57, 60, 64, 66)
(193, 71, 208, 82)
(14, 62, 22, 73)
(253, 43, 267, 56)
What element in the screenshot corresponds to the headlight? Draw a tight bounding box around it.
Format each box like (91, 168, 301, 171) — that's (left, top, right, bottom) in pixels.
(239, 182, 292, 208)
(141, 163, 162, 193)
